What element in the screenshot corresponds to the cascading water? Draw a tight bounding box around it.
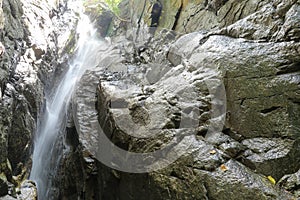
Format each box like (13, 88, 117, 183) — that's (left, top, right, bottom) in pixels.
(30, 10, 104, 199)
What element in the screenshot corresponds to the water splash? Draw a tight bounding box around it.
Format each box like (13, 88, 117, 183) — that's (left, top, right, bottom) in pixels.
(30, 12, 103, 199)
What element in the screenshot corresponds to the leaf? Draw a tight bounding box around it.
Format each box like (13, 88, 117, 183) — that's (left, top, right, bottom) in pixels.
(267, 176, 276, 185)
(105, 0, 122, 14)
(220, 164, 228, 172)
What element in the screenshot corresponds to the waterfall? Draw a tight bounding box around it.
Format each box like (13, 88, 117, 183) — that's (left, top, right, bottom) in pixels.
(30, 12, 103, 199)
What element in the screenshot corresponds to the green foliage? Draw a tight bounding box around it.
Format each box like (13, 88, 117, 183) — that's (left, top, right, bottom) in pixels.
(83, 0, 122, 15)
(105, 0, 122, 15)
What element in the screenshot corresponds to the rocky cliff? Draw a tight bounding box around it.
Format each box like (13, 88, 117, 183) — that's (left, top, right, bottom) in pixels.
(0, 0, 299, 199)
(65, 0, 300, 199)
(0, 0, 80, 198)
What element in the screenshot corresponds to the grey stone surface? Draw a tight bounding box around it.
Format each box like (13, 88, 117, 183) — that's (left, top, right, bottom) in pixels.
(279, 168, 300, 198)
(66, 0, 300, 198)
(0, 0, 80, 198)
(0, 0, 299, 199)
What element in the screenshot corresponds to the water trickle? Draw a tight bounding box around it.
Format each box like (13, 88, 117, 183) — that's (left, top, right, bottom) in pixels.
(30, 12, 103, 199)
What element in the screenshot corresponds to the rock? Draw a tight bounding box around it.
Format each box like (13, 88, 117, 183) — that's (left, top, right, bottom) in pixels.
(274, 3, 300, 41)
(0, 195, 16, 200)
(169, 33, 300, 140)
(196, 159, 293, 200)
(218, 141, 246, 158)
(0, 42, 5, 57)
(7, 95, 34, 171)
(68, 3, 299, 197)
(205, 131, 233, 145)
(217, 0, 299, 41)
(65, 0, 300, 198)
(75, 1, 299, 199)
(241, 138, 300, 180)
(126, 0, 273, 34)
(0, 0, 83, 197)
(18, 180, 37, 200)
(0, 174, 8, 197)
(0, 0, 4, 30)
(278, 169, 300, 198)
(0, 0, 296, 198)
(0, 180, 38, 200)
(31, 45, 45, 60)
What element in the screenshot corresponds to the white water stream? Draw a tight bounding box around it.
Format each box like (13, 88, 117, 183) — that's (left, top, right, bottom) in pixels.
(30, 13, 102, 199)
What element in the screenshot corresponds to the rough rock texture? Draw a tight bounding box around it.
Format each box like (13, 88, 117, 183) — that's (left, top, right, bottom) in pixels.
(0, 0, 80, 198)
(62, 0, 300, 199)
(126, 0, 274, 34)
(279, 168, 300, 197)
(0, 0, 299, 199)
(17, 180, 37, 200)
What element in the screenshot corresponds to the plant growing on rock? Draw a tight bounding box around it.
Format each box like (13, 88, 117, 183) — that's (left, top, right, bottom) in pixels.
(104, 0, 122, 15)
(83, 0, 122, 16)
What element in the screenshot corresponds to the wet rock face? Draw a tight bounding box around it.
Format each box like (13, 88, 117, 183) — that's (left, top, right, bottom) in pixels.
(125, 0, 274, 34)
(67, 0, 300, 199)
(0, 0, 298, 199)
(0, 0, 79, 198)
(169, 32, 300, 139)
(0, 0, 28, 195)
